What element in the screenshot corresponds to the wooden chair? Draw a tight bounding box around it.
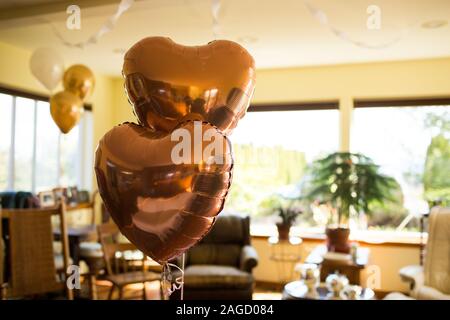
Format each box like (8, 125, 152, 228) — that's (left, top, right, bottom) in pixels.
(1, 202, 73, 299)
(98, 223, 160, 300)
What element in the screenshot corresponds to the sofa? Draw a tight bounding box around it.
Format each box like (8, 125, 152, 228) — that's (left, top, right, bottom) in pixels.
(170, 214, 258, 300)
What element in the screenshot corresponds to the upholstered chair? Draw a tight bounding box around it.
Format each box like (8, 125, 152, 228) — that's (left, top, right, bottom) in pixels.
(385, 207, 450, 300)
(171, 214, 258, 300)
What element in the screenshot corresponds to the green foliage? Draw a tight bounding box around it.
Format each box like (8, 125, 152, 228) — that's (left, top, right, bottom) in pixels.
(226, 143, 307, 217)
(423, 134, 450, 206)
(305, 152, 401, 226)
(275, 204, 303, 226)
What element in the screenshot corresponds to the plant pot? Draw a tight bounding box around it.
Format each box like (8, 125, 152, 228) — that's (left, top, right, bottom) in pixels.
(276, 223, 291, 240)
(325, 227, 350, 253)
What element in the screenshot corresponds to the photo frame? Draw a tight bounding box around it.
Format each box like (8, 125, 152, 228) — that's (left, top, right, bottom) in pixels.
(38, 191, 56, 208)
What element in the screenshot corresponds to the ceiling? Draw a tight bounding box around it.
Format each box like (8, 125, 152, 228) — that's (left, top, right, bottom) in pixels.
(0, 0, 449, 76)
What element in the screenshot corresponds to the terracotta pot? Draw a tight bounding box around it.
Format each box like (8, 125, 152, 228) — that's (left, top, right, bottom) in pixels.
(276, 223, 291, 240)
(326, 227, 350, 253)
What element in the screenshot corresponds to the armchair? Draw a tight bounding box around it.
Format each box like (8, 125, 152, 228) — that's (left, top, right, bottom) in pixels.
(171, 214, 258, 300)
(386, 207, 450, 300)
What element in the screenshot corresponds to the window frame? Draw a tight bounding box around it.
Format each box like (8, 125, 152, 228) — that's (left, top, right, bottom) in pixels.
(350, 98, 450, 229)
(0, 85, 93, 192)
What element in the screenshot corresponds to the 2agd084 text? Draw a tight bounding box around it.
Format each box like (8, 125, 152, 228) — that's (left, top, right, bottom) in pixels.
(220, 304, 274, 315)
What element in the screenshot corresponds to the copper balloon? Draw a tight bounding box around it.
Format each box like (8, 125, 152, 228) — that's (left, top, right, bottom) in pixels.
(122, 37, 256, 135)
(50, 90, 83, 134)
(94, 121, 233, 263)
(63, 64, 95, 100)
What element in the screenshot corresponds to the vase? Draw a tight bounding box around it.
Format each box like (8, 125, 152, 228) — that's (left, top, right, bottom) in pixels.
(276, 223, 291, 240)
(325, 227, 350, 253)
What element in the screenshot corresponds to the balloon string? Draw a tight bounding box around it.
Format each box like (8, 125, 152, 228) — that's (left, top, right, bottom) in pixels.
(180, 253, 185, 300)
(161, 258, 185, 300)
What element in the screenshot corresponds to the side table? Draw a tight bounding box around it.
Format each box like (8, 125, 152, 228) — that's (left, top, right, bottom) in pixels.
(305, 244, 370, 285)
(268, 236, 302, 283)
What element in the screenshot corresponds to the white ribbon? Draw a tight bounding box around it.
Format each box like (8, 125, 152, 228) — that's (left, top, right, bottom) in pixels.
(51, 0, 134, 49)
(161, 253, 186, 300)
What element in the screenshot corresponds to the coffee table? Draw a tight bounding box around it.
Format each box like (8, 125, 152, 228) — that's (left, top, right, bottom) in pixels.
(282, 280, 375, 300)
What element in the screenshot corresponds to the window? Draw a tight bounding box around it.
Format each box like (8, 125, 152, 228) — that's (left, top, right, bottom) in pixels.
(0, 91, 93, 193)
(352, 104, 450, 231)
(224, 107, 339, 230)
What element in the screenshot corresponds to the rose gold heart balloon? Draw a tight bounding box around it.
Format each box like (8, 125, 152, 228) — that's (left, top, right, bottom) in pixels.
(95, 121, 233, 263)
(123, 37, 256, 135)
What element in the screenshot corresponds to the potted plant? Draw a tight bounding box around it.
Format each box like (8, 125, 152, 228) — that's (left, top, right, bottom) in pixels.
(306, 152, 399, 252)
(275, 203, 303, 240)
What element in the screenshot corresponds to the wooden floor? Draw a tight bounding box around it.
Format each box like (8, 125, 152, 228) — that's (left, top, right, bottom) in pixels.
(78, 279, 282, 300)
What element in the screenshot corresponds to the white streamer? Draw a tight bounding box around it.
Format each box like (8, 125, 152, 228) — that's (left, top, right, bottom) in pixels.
(303, 0, 410, 50)
(50, 0, 134, 49)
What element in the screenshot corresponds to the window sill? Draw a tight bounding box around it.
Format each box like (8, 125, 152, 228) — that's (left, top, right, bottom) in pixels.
(250, 225, 425, 247)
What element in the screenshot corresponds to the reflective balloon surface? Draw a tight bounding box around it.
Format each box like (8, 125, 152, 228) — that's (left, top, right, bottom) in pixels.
(95, 121, 233, 263)
(50, 90, 83, 134)
(63, 64, 95, 100)
(30, 47, 64, 91)
(123, 37, 256, 135)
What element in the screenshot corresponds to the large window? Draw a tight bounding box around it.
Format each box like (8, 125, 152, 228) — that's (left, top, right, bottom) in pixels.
(0, 91, 93, 193)
(352, 104, 450, 231)
(224, 108, 339, 229)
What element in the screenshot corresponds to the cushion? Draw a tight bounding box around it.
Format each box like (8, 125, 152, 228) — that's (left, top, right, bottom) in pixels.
(188, 244, 241, 267)
(54, 254, 73, 271)
(384, 292, 415, 300)
(183, 265, 253, 290)
(425, 207, 450, 294)
(79, 241, 103, 258)
(201, 214, 249, 245)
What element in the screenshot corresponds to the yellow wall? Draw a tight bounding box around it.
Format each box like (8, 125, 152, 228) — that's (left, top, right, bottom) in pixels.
(253, 58, 450, 151)
(112, 77, 135, 125)
(0, 41, 114, 187)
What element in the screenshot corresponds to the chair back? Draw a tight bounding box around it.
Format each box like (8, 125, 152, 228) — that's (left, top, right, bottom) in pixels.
(4, 203, 72, 299)
(424, 206, 450, 294)
(187, 214, 250, 267)
(97, 223, 139, 275)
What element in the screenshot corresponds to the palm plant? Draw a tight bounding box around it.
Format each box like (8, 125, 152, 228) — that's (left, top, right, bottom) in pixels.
(306, 152, 399, 227)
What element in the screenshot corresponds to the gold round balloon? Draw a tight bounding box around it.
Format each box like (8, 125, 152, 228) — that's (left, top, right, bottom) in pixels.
(63, 64, 95, 100)
(50, 90, 83, 134)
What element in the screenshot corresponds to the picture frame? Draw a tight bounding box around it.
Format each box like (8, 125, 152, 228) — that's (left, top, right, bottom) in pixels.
(38, 191, 56, 208)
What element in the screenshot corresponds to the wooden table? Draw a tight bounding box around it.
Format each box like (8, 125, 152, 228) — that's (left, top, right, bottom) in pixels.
(53, 224, 97, 266)
(282, 280, 375, 300)
(305, 245, 370, 285)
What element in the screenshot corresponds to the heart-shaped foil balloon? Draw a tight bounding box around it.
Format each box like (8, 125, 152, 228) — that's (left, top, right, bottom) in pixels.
(95, 121, 233, 263)
(123, 37, 256, 135)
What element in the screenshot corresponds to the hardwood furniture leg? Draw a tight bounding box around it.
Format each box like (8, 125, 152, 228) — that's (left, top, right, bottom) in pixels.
(142, 282, 146, 300)
(89, 273, 98, 300)
(118, 286, 123, 300)
(107, 285, 115, 300)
